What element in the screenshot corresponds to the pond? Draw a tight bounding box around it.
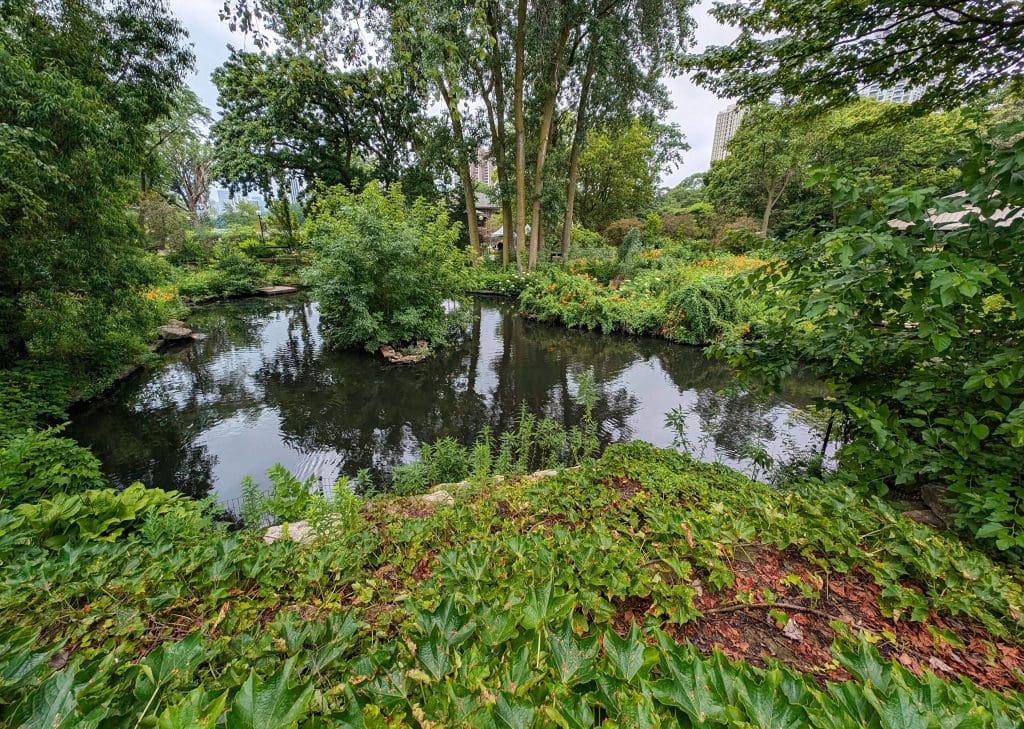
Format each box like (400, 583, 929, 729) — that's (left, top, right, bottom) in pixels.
(69, 296, 830, 507)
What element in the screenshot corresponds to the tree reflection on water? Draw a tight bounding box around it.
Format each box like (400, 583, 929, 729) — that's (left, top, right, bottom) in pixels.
(70, 296, 827, 503)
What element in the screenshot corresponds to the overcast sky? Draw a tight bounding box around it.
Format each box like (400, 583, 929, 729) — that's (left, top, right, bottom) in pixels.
(173, 0, 737, 187)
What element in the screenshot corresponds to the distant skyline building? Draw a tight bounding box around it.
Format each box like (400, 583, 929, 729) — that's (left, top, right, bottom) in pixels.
(858, 81, 925, 105)
(468, 148, 496, 184)
(710, 103, 745, 162)
(208, 186, 268, 214)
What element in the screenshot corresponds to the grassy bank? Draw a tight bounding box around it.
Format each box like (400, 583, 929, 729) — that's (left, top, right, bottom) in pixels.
(2, 442, 1021, 725)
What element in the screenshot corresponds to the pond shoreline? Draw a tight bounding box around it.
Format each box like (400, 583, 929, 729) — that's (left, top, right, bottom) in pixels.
(68, 296, 830, 505)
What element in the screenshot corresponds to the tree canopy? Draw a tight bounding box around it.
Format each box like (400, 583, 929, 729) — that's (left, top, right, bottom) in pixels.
(0, 0, 192, 367)
(690, 0, 1024, 111)
(212, 49, 426, 200)
(704, 100, 970, 235)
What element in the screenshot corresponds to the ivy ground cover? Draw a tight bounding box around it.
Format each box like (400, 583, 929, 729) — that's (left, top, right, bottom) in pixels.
(1, 442, 1023, 726)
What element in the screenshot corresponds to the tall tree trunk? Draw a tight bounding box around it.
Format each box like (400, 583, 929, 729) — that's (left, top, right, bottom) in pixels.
(512, 0, 528, 274)
(560, 50, 596, 259)
(528, 24, 571, 269)
(484, 1, 513, 269)
(441, 80, 481, 264)
(501, 201, 513, 268)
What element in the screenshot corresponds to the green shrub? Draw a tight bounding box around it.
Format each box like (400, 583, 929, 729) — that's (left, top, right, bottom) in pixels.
(241, 464, 320, 525)
(602, 217, 643, 246)
(390, 460, 430, 496)
(0, 366, 73, 436)
(568, 226, 606, 251)
(466, 267, 538, 297)
(177, 243, 268, 301)
(0, 426, 104, 507)
(663, 277, 741, 344)
(422, 437, 469, 484)
(305, 182, 469, 351)
(11, 482, 184, 548)
(167, 231, 214, 266)
(714, 216, 763, 252)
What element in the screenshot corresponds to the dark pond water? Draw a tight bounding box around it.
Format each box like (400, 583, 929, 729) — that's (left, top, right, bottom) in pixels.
(70, 296, 829, 506)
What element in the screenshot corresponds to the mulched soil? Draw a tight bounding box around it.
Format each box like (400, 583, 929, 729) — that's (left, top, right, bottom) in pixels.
(664, 545, 1024, 691)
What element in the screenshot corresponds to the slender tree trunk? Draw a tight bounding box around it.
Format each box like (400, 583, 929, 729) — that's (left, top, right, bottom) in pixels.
(441, 80, 481, 264)
(513, 0, 528, 274)
(760, 200, 773, 236)
(760, 169, 793, 236)
(560, 50, 596, 259)
(501, 201, 513, 268)
(528, 24, 571, 269)
(484, 1, 513, 269)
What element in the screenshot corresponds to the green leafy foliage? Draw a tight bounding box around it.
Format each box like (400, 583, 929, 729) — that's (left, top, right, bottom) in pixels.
(0, 0, 192, 371)
(519, 249, 760, 344)
(714, 126, 1024, 554)
(0, 426, 104, 507)
(305, 182, 469, 351)
(177, 243, 269, 301)
(1, 442, 1022, 725)
(11, 482, 184, 548)
(703, 101, 969, 236)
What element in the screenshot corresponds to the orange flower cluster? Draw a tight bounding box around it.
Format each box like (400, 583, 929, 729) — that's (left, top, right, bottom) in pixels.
(142, 289, 175, 303)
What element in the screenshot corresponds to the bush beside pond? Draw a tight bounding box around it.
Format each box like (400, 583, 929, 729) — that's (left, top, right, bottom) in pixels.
(304, 182, 469, 352)
(518, 251, 763, 345)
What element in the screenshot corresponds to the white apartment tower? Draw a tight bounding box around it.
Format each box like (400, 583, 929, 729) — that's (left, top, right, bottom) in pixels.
(859, 81, 925, 105)
(710, 103, 745, 162)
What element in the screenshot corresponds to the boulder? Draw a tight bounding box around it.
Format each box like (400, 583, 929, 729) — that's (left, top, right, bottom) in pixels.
(157, 323, 194, 340)
(417, 490, 454, 507)
(263, 520, 315, 544)
(256, 285, 300, 296)
(920, 482, 952, 526)
(903, 509, 945, 529)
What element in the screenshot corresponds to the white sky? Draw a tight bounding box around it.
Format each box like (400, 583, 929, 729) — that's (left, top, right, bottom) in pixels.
(172, 0, 737, 187)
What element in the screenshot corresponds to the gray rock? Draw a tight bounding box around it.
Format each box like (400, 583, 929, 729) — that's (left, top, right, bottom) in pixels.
(417, 490, 454, 507)
(903, 509, 945, 528)
(157, 324, 194, 340)
(256, 285, 300, 296)
(920, 482, 952, 526)
(263, 520, 315, 544)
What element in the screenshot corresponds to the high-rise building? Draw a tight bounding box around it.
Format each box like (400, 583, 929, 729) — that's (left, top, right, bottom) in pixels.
(710, 103, 745, 162)
(858, 81, 925, 105)
(468, 148, 496, 184)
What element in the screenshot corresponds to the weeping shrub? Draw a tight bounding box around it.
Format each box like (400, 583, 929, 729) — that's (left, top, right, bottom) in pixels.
(663, 277, 741, 344)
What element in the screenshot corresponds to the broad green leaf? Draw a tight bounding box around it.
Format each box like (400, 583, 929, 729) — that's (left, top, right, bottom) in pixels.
(225, 657, 313, 729)
(604, 623, 645, 681)
(547, 624, 598, 686)
(157, 688, 228, 729)
(12, 663, 85, 729)
(494, 693, 534, 729)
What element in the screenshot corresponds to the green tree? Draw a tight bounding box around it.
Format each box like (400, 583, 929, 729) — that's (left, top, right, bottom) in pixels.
(703, 104, 806, 236)
(576, 119, 685, 232)
(716, 126, 1024, 553)
(661, 172, 707, 210)
(704, 100, 969, 235)
(304, 183, 469, 352)
(212, 49, 424, 203)
(0, 0, 192, 367)
(690, 0, 1024, 111)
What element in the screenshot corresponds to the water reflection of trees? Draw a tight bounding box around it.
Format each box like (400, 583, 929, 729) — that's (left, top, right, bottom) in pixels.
(71, 296, 827, 499)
